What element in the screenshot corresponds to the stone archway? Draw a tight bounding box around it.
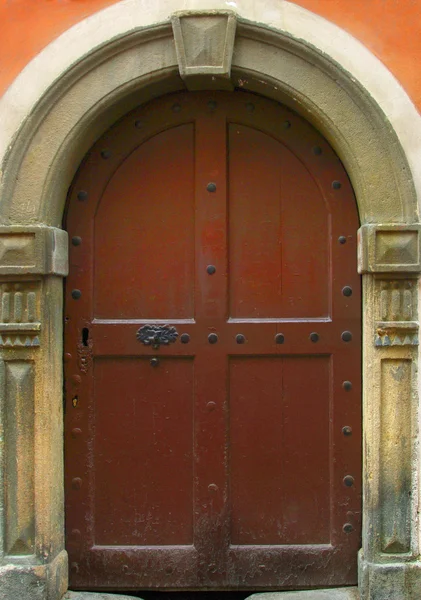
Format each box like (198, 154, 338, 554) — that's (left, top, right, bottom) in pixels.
(0, 5, 420, 600)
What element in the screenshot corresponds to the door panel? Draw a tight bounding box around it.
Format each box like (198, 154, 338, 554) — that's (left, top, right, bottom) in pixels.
(94, 124, 196, 319)
(230, 356, 330, 546)
(228, 124, 329, 319)
(94, 357, 194, 546)
(65, 91, 361, 591)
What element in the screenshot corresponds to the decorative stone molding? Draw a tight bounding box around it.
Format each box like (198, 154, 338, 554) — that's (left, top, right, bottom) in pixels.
(172, 11, 236, 90)
(358, 224, 421, 274)
(0, 226, 68, 276)
(0, 6, 419, 600)
(374, 279, 419, 347)
(0, 281, 41, 348)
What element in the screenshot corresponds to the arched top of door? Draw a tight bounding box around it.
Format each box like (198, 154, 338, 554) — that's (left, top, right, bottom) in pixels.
(0, 2, 419, 232)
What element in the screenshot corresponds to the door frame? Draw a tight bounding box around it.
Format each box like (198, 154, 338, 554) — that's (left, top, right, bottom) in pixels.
(0, 4, 420, 600)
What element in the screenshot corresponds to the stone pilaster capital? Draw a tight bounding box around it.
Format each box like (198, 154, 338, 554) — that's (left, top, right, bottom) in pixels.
(0, 226, 68, 277)
(358, 223, 421, 275)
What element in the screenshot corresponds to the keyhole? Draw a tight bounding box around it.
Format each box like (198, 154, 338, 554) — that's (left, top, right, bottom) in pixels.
(82, 328, 89, 347)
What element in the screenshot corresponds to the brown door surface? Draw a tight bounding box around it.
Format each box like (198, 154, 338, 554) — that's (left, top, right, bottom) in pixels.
(64, 91, 361, 591)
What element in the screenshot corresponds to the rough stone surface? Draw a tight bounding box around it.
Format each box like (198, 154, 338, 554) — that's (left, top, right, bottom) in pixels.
(64, 593, 141, 600)
(249, 590, 360, 600)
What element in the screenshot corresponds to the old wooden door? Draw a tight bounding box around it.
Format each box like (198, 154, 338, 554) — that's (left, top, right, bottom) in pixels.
(65, 91, 361, 591)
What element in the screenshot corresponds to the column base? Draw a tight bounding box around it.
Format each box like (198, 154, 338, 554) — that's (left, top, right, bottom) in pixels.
(0, 550, 68, 600)
(359, 552, 421, 599)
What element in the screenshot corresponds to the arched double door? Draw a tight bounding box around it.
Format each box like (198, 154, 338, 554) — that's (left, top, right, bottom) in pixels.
(64, 91, 361, 591)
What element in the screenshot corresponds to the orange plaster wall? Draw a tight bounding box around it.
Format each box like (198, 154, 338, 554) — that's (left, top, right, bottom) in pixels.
(1, 0, 421, 111)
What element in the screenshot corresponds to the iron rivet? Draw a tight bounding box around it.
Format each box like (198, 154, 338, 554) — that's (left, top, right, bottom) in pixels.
(208, 333, 218, 344)
(150, 358, 159, 367)
(77, 190, 88, 201)
(343, 475, 355, 487)
(207, 401, 217, 411)
(343, 523, 354, 534)
(236, 334, 246, 344)
(64, 353, 72, 362)
(71, 428, 82, 438)
(122, 565, 129, 574)
(71, 529, 81, 538)
(246, 102, 255, 113)
(338, 236, 347, 244)
(180, 333, 190, 344)
(71, 289, 82, 300)
(101, 149, 111, 159)
(207, 265, 216, 275)
(332, 180, 342, 190)
(342, 426, 352, 436)
(207, 182, 217, 193)
(172, 103, 182, 113)
(275, 333, 285, 344)
(283, 120, 291, 129)
(208, 100, 217, 110)
(313, 146, 322, 155)
(72, 236, 82, 246)
(343, 380, 352, 391)
(342, 331, 352, 342)
(342, 286, 353, 297)
(72, 477, 82, 490)
(310, 332, 319, 343)
(135, 120, 143, 129)
(208, 483, 218, 492)
(72, 374, 81, 384)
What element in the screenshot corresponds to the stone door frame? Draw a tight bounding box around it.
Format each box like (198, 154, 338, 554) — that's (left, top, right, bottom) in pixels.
(0, 5, 420, 600)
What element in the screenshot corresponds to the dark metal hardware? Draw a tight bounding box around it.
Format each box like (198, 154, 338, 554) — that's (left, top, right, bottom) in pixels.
(77, 190, 88, 201)
(101, 149, 111, 159)
(208, 333, 218, 344)
(172, 103, 182, 113)
(275, 333, 285, 344)
(236, 334, 246, 344)
(338, 236, 347, 244)
(207, 182, 217, 193)
(180, 333, 190, 344)
(72, 236, 82, 246)
(246, 102, 255, 113)
(332, 180, 342, 189)
(207, 265, 216, 274)
(310, 332, 319, 342)
(343, 381, 352, 391)
(342, 426, 352, 436)
(283, 120, 291, 129)
(136, 325, 178, 349)
(208, 100, 217, 110)
(135, 120, 143, 129)
(150, 358, 159, 367)
(342, 286, 352, 297)
(343, 523, 354, 533)
(342, 331, 352, 342)
(313, 146, 322, 155)
(343, 475, 354, 487)
(71, 289, 82, 300)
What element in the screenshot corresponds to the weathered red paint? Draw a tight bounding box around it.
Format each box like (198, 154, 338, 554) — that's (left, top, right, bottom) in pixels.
(64, 91, 361, 591)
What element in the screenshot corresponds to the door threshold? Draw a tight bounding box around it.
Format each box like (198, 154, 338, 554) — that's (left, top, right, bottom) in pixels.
(65, 589, 359, 600)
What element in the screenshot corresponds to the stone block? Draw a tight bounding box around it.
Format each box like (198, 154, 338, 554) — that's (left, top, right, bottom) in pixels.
(358, 224, 421, 273)
(172, 10, 237, 90)
(0, 227, 68, 276)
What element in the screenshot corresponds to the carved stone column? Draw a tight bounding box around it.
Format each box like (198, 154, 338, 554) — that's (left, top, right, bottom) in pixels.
(0, 227, 68, 600)
(358, 224, 421, 599)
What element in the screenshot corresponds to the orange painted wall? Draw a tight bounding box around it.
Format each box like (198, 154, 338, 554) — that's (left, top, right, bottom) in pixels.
(1, 0, 421, 111)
